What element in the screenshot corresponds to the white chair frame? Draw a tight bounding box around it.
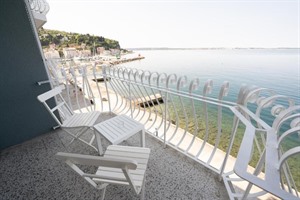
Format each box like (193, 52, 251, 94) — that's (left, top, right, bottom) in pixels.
(37, 85, 101, 151)
(56, 145, 151, 200)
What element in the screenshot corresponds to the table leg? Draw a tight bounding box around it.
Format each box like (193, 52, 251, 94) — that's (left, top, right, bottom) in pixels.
(94, 130, 104, 155)
(141, 128, 145, 147)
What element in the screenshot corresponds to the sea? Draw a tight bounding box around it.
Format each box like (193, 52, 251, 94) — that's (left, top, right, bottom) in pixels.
(121, 48, 299, 105)
(116, 48, 299, 187)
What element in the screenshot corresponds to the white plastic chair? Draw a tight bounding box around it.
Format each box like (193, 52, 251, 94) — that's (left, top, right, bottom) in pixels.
(56, 145, 151, 200)
(37, 85, 101, 151)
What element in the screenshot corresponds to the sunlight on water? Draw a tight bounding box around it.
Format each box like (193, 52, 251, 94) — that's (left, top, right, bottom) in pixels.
(122, 49, 299, 105)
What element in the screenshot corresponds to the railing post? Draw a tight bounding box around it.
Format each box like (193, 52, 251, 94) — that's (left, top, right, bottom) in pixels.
(92, 63, 104, 111)
(129, 82, 133, 118)
(102, 66, 111, 113)
(164, 90, 168, 148)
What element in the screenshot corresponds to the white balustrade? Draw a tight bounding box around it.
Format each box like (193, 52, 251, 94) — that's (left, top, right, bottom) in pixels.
(44, 59, 300, 200)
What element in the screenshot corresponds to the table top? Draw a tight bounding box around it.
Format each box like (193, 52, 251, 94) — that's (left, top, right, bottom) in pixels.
(94, 114, 144, 145)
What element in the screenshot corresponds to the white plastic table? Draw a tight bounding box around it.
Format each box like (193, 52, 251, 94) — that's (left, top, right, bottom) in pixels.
(94, 114, 145, 155)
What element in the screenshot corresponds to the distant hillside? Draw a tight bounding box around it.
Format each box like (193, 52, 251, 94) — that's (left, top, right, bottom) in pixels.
(38, 28, 121, 53)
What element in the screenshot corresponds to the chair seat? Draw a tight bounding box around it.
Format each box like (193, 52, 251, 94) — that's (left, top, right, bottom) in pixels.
(62, 111, 101, 128)
(93, 145, 150, 187)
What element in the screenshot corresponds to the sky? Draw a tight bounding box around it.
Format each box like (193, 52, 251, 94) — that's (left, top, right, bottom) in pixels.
(44, 0, 300, 48)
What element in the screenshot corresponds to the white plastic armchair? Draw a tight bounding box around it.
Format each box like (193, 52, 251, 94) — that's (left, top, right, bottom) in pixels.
(56, 145, 151, 200)
(37, 85, 101, 151)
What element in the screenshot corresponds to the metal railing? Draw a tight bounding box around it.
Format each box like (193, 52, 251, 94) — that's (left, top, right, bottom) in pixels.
(43, 58, 300, 200)
(28, 0, 50, 15)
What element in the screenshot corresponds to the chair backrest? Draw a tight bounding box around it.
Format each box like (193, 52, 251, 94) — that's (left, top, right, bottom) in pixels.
(55, 152, 139, 190)
(37, 85, 74, 126)
(45, 59, 64, 87)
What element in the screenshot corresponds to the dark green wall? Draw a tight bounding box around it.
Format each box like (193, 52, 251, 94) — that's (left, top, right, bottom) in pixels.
(0, 0, 56, 149)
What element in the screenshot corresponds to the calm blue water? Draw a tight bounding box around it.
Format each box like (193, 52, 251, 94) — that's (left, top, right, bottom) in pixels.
(121, 49, 299, 105)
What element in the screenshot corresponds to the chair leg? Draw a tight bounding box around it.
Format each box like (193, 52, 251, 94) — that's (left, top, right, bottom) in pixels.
(94, 130, 104, 155)
(63, 128, 98, 151)
(100, 186, 107, 200)
(89, 134, 96, 145)
(140, 175, 146, 200)
(64, 127, 88, 145)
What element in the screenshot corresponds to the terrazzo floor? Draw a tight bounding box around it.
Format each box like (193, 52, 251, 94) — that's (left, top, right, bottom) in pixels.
(0, 113, 228, 200)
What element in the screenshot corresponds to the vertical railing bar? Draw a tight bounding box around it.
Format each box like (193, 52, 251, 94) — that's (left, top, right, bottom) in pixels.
(83, 70, 93, 111)
(131, 79, 148, 121)
(140, 83, 160, 131)
(164, 88, 168, 147)
(185, 79, 200, 153)
(196, 80, 213, 158)
(151, 90, 165, 132)
(92, 65, 104, 111)
(136, 85, 151, 123)
(128, 81, 133, 118)
(175, 90, 189, 148)
(219, 115, 240, 179)
(130, 82, 143, 120)
(184, 100, 198, 153)
(118, 70, 134, 115)
(70, 67, 82, 113)
(113, 73, 131, 113)
(143, 74, 159, 125)
(111, 79, 123, 113)
(102, 66, 111, 112)
(207, 104, 224, 165)
(163, 75, 179, 141)
(147, 83, 164, 133)
(166, 93, 180, 143)
(165, 95, 173, 134)
(126, 72, 138, 119)
(111, 78, 126, 113)
(133, 78, 152, 123)
(123, 82, 132, 115)
(151, 74, 168, 132)
(195, 97, 209, 158)
(107, 78, 121, 112)
(85, 73, 96, 111)
(117, 79, 131, 114)
(80, 68, 90, 112)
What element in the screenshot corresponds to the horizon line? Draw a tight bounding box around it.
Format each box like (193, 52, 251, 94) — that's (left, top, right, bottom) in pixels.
(125, 47, 299, 49)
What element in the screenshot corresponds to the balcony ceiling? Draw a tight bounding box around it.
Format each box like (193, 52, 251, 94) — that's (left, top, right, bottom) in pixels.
(32, 11, 47, 29)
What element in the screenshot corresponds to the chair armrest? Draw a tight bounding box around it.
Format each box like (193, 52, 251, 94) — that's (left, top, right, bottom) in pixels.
(37, 85, 65, 102)
(56, 152, 138, 170)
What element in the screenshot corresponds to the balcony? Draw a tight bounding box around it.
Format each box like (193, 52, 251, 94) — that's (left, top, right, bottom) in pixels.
(2, 58, 299, 200)
(28, 0, 49, 29)
(0, 116, 229, 199)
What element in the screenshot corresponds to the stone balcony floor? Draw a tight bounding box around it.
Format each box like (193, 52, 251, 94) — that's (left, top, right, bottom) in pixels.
(0, 113, 228, 200)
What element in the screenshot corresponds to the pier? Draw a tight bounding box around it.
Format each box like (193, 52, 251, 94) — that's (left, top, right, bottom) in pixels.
(109, 56, 145, 65)
(135, 94, 164, 107)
